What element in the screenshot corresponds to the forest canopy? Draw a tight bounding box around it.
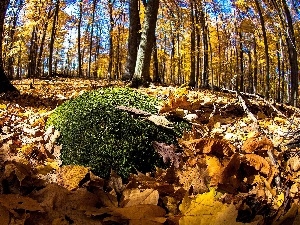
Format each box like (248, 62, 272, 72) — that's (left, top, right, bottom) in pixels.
(2, 0, 300, 105)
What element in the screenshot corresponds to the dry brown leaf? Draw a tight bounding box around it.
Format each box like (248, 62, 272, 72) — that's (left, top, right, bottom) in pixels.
(87, 204, 166, 224)
(221, 153, 241, 183)
(179, 138, 235, 157)
(287, 156, 300, 172)
(178, 164, 209, 194)
(243, 154, 271, 176)
(120, 189, 159, 207)
(241, 136, 273, 153)
(31, 183, 101, 224)
(4, 161, 32, 183)
(57, 165, 89, 190)
(0, 205, 10, 225)
(153, 141, 180, 168)
(205, 155, 223, 186)
(108, 170, 125, 194)
(0, 194, 43, 212)
(96, 190, 118, 207)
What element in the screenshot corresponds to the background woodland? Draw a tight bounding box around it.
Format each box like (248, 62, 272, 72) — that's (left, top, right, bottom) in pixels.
(2, 0, 300, 105)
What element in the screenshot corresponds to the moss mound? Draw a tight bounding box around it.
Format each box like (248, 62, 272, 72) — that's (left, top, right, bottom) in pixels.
(47, 87, 190, 178)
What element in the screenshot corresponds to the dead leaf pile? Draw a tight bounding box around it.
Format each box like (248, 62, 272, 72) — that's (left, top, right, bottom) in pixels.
(0, 79, 299, 224)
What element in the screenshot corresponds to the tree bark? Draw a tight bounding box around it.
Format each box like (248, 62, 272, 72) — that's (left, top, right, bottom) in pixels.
(107, 0, 114, 79)
(130, 0, 159, 87)
(0, 0, 18, 94)
(281, 0, 298, 106)
(198, 2, 209, 88)
(123, 0, 140, 80)
(49, 0, 59, 77)
(254, 0, 270, 98)
(188, 0, 196, 88)
(88, 0, 97, 78)
(77, 0, 83, 77)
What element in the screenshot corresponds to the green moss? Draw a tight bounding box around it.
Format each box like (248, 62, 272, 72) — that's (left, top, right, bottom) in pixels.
(46, 87, 190, 178)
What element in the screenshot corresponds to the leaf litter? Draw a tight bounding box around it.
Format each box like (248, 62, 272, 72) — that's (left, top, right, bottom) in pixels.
(0, 78, 300, 224)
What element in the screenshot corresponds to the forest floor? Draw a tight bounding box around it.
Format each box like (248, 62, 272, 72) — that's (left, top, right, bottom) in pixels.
(1, 78, 300, 225)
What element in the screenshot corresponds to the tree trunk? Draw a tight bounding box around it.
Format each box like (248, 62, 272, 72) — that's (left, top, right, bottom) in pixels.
(107, 0, 114, 79)
(131, 0, 159, 87)
(6, 0, 23, 79)
(123, 0, 140, 80)
(282, 0, 298, 106)
(49, 0, 59, 77)
(152, 35, 160, 83)
(239, 31, 244, 92)
(0, 0, 18, 94)
(253, 36, 258, 94)
(254, 0, 270, 98)
(77, 0, 83, 77)
(188, 0, 196, 88)
(199, 2, 209, 88)
(88, 0, 97, 78)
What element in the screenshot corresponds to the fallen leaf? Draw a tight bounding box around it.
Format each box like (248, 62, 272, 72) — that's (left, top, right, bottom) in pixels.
(0, 194, 43, 211)
(179, 189, 247, 225)
(153, 141, 180, 168)
(120, 189, 159, 207)
(58, 165, 89, 190)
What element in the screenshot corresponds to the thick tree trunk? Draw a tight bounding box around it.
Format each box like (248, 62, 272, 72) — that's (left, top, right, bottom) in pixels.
(282, 0, 298, 106)
(123, 0, 140, 80)
(0, 0, 18, 94)
(131, 0, 159, 87)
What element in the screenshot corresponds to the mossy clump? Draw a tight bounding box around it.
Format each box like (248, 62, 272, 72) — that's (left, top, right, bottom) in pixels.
(46, 87, 190, 179)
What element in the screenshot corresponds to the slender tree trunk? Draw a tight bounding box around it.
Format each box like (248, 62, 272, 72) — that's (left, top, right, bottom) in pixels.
(88, 0, 97, 78)
(49, 0, 59, 77)
(188, 1, 196, 87)
(199, 2, 208, 88)
(239, 31, 244, 92)
(253, 36, 258, 93)
(6, 0, 23, 79)
(131, 0, 159, 87)
(248, 49, 253, 93)
(77, 0, 83, 77)
(195, 2, 201, 87)
(28, 26, 38, 78)
(254, 0, 270, 98)
(152, 35, 160, 83)
(0, 0, 18, 94)
(107, 0, 114, 79)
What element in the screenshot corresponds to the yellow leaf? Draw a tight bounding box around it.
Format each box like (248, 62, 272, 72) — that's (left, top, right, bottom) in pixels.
(276, 192, 284, 207)
(0, 104, 7, 109)
(58, 165, 90, 190)
(179, 189, 247, 225)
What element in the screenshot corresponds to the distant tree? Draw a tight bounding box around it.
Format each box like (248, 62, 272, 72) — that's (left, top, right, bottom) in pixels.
(49, 0, 60, 77)
(0, 0, 18, 94)
(254, 0, 270, 98)
(130, 0, 159, 87)
(77, 0, 83, 77)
